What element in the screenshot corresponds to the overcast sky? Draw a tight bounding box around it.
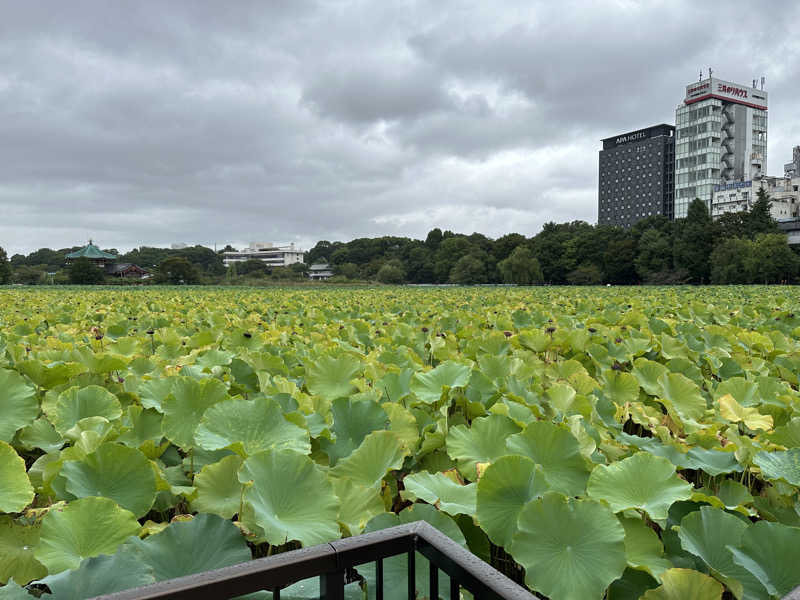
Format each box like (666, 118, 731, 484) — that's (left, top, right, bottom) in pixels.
(2, 0, 799, 256)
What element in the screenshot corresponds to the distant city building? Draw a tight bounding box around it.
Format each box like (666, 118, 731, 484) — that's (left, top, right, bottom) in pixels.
(784, 146, 800, 178)
(598, 124, 675, 227)
(222, 242, 304, 268)
(308, 263, 334, 280)
(674, 76, 768, 217)
(711, 177, 799, 221)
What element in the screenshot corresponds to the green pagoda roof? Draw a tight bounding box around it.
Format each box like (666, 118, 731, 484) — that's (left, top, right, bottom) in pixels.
(65, 241, 117, 260)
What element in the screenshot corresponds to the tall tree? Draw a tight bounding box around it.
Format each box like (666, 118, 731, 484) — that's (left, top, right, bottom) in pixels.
(635, 229, 672, 281)
(710, 238, 753, 284)
(157, 257, 199, 284)
(673, 199, 713, 283)
(745, 233, 799, 284)
(449, 253, 487, 284)
(0, 246, 9, 284)
(498, 245, 542, 285)
(68, 258, 105, 285)
(748, 187, 780, 236)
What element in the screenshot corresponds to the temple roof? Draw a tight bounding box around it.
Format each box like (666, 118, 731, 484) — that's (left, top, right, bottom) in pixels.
(65, 241, 117, 260)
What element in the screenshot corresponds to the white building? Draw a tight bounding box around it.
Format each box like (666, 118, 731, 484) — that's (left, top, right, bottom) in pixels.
(675, 76, 768, 218)
(222, 242, 304, 268)
(711, 177, 799, 221)
(308, 263, 334, 280)
(784, 146, 800, 177)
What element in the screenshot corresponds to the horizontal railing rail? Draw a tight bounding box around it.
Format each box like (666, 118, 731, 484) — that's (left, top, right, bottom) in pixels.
(92, 521, 539, 600)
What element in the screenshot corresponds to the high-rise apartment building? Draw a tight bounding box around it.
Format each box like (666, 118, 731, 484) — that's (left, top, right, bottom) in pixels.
(674, 77, 768, 218)
(598, 124, 675, 227)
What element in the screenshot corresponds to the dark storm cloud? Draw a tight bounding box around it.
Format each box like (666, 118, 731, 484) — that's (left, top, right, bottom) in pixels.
(1, 0, 800, 255)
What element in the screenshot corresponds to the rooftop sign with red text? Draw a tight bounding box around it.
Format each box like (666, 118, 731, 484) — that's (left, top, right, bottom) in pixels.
(684, 77, 768, 110)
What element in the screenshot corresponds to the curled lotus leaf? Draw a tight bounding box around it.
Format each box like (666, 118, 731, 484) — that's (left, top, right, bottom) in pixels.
(34, 497, 141, 574)
(400, 471, 476, 516)
(410, 361, 471, 404)
(195, 396, 310, 456)
(0, 369, 38, 443)
(161, 376, 229, 449)
(319, 397, 389, 466)
(587, 452, 692, 522)
(728, 520, 800, 598)
(753, 449, 800, 487)
(446, 415, 520, 481)
(509, 492, 627, 600)
(239, 449, 340, 547)
(190, 454, 244, 519)
(640, 568, 723, 600)
(49, 385, 122, 436)
(330, 430, 408, 489)
(619, 516, 672, 581)
(0, 442, 34, 513)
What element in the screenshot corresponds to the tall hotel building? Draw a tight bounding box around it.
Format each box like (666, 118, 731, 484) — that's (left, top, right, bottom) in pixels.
(674, 77, 768, 217)
(598, 124, 675, 227)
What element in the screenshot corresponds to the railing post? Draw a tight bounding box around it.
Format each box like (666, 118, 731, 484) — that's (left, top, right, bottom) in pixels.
(320, 570, 345, 600)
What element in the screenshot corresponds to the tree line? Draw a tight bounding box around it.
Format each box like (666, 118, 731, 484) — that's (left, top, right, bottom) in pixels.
(1, 190, 797, 286)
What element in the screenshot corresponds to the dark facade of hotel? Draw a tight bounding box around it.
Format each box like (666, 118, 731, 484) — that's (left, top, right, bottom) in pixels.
(598, 124, 675, 228)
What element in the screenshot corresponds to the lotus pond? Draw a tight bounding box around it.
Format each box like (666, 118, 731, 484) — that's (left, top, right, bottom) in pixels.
(1, 286, 800, 600)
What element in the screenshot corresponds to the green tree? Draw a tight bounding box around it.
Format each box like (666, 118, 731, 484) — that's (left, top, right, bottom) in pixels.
(237, 259, 268, 276)
(673, 199, 713, 283)
(603, 237, 637, 284)
(745, 233, 799, 284)
(566, 264, 603, 285)
(634, 229, 672, 281)
(748, 187, 780, 236)
(157, 257, 199, 284)
(334, 262, 360, 280)
(449, 253, 487, 284)
(497, 245, 543, 284)
(68, 258, 105, 285)
(376, 259, 405, 284)
(0, 246, 9, 284)
(710, 237, 753, 284)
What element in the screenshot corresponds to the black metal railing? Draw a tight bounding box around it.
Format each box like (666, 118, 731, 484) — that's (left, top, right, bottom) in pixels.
(93, 521, 538, 600)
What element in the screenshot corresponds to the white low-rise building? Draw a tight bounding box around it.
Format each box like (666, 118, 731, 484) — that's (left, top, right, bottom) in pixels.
(222, 242, 304, 268)
(711, 177, 799, 220)
(308, 263, 334, 280)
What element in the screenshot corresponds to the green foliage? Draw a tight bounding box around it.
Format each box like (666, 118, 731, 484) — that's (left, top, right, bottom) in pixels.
(68, 257, 105, 285)
(157, 256, 200, 284)
(497, 245, 542, 284)
(0, 246, 9, 284)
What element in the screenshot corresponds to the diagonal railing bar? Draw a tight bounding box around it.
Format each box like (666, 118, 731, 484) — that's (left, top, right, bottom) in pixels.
(90, 521, 538, 600)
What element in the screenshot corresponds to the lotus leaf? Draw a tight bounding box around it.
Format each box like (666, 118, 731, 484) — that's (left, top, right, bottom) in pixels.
(319, 397, 389, 465)
(49, 385, 122, 436)
(0, 442, 34, 513)
(35, 496, 141, 574)
(475, 455, 547, 547)
(728, 521, 800, 597)
(509, 492, 627, 600)
(506, 421, 590, 496)
(400, 471, 476, 516)
(190, 454, 244, 518)
(446, 415, 520, 480)
(239, 449, 340, 546)
(640, 568, 723, 600)
(753, 449, 800, 486)
(677, 506, 768, 600)
(329, 430, 408, 488)
(0, 370, 38, 443)
(161, 376, 229, 449)
(410, 361, 471, 404)
(587, 452, 692, 521)
(304, 354, 361, 401)
(657, 372, 707, 427)
(0, 582, 33, 600)
(195, 397, 310, 456)
(619, 517, 672, 581)
(0, 517, 46, 585)
(60, 442, 157, 517)
(332, 478, 385, 536)
(718, 394, 773, 431)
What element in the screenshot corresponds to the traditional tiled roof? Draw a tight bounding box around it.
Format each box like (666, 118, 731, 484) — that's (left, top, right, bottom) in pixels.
(65, 241, 117, 260)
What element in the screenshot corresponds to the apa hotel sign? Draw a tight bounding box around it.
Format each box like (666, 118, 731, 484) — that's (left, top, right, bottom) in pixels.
(615, 131, 648, 145)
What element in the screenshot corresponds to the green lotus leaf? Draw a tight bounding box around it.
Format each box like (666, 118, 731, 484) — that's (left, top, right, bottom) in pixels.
(509, 492, 627, 600)
(619, 517, 672, 581)
(196, 348, 234, 369)
(117, 405, 164, 449)
(718, 394, 772, 431)
(410, 361, 471, 404)
(476, 455, 547, 547)
(333, 478, 385, 536)
(304, 354, 361, 401)
(607, 567, 660, 600)
(400, 471, 476, 516)
(640, 568, 723, 600)
(657, 372, 707, 427)
(60, 443, 157, 518)
(36, 547, 155, 599)
(0, 369, 38, 443)
(0, 517, 46, 585)
(123, 513, 250, 581)
(319, 397, 389, 465)
(16, 417, 64, 453)
(0, 442, 34, 513)
(603, 370, 640, 405)
(632, 358, 669, 396)
(678, 506, 768, 600)
(729, 521, 800, 597)
(0, 581, 34, 600)
(446, 415, 520, 480)
(136, 377, 177, 412)
(769, 417, 800, 448)
(35, 497, 141, 574)
(195, 396, 310, 457)
(684, 447, 743, 476)
(239, 449, 340, 546)
(49, 385, 122, 436)
(506, 421, 590, 496)
(190, 454, 244, 519)
(716, 479, 753, 510)
(330, 430, 408, 488)
(587, 453, 692, 521)
(161, 376, 229, 449)
(715, 377, 760, 407)
(753, 449, 800, 486)
(16, 360, 86, 391)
